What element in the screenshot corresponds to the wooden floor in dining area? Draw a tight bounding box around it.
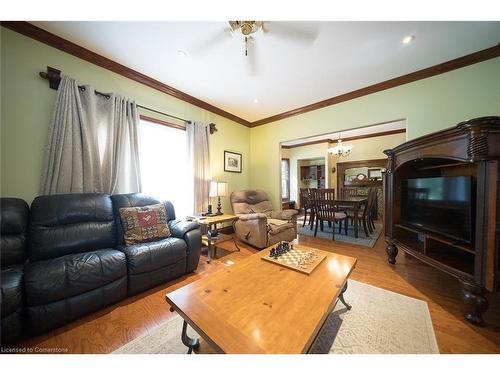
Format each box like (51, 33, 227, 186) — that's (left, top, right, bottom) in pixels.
(17, 230, 500, 354)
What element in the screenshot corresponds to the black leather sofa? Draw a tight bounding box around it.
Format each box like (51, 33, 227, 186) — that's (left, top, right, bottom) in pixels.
(1, 198, 29, 345)
(0, 193, 201, 343)
(25, 193, 128, 335)
(111, 194, 201, 296)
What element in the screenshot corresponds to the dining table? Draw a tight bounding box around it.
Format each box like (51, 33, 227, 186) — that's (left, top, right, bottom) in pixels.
(309, 196, 368, 238)
(334, 197, 368, 238)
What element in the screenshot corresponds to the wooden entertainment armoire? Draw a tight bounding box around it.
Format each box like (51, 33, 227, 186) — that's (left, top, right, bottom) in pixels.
(384, 116, 500, 325)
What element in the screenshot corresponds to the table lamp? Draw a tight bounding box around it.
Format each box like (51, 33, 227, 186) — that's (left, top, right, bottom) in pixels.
(210, 181, 228, 216)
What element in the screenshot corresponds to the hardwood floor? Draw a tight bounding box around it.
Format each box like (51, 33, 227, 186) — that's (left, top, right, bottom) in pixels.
(16, 232, 500, 354)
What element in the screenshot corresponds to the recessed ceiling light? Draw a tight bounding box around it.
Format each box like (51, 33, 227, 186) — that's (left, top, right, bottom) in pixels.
(177, 50, 187, 57)
(253, 98, 259, 104)
(402, 35, 415, 44)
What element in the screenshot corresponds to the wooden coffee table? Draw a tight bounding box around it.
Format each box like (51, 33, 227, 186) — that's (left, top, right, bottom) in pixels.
(165, 244, 357, 354)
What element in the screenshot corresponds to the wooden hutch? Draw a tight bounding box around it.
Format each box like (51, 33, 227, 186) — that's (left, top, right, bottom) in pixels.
(384, 116, 500, 325)
(336, 158, 387, 219)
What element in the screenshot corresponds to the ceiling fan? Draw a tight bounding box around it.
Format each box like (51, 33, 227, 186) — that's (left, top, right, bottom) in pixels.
(191, 21, 319, 75)
(228, 21, 263, 56)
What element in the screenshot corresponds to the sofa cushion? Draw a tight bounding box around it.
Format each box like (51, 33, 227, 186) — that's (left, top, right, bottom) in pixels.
(251, 201, 274, 214)
(169, 219, 200, 239)
(230, 190, 275, 215)
(267, 219, 295, 235)
(117, 237, 187, 275)
(119, 203, 171, 246)
(111, 193, 176, 246)
(1, 265, 24, 317)
(24, 249, 127, 305)
(127, 259, 186, 296)
(1, 309, 23, 345)
(230, 190, 269, 205)
(1, 198, 29, 266)
(29, 193, 116, 261)
(270, 209, 299, 221)
(231, 202, 253, 215)
(27, 276, 127, 336)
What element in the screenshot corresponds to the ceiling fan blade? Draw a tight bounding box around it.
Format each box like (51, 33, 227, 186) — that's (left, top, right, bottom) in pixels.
(189, 28, 232, 55)
(263, 22, 319, 45)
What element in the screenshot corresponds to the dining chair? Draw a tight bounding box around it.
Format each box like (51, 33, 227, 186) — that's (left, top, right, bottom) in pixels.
(311, 188, 334, 229)
(307, 188, 317, 230)
(346, 187, 376, 237)
(311, 188, 347, 240)
(299, 188, 313, 228)
(338, 187, 359, 212)
(341, 187, 359, 199)
(367, 188, 378, 232)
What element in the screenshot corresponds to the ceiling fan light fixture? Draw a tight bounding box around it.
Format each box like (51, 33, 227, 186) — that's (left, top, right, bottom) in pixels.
(228, 21, 263, 36)
(241, 23, 253, 36)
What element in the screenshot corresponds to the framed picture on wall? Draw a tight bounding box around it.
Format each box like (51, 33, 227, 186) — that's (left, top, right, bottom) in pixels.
(224, 151, 242, 173)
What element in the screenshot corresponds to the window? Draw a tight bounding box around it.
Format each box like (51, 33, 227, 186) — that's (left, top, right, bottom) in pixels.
(139, 118, 190, 218)
(281, 158, 290, 200)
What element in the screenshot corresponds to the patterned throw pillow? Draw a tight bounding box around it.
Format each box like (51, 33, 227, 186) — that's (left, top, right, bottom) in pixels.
(119, 203, 171, 246)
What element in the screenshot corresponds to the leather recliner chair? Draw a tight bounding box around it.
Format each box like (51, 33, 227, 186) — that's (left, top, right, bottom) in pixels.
(1, 198, 29, 345)
(230, 190, 299, 249)
(25, 193, 128, 336)
(111, 193, 202, 296)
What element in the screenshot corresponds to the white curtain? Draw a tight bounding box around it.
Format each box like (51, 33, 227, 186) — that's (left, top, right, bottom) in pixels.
(41, 75, 141, 195)
(186, 121, 211, 215)
(100, 94, 142, 194)
(40, 76, 102, 194)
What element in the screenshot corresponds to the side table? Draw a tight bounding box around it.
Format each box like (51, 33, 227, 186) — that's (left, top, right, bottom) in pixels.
(195, 214, 240, 263)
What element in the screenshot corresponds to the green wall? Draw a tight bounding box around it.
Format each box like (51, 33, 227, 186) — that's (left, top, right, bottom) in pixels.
(2, 26, 499, 213)
(0, 27, 250, 213)
(250, 57, 500, 208)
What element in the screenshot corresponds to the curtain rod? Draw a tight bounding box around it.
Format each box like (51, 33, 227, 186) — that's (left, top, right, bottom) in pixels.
(38, 66, 218, 133)
(39, 66, 192, 124)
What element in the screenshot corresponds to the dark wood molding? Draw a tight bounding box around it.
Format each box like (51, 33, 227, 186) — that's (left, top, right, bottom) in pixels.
(282, 139, 331, 149)
(251, 45, 500, 127)
(139, 115, 218, 135)
(3, 21, 498, 130)
(1, 21, 252, 127)
(282, 128, 406, 149)
(340, 129, 406, 143)
(336, 158, 388, 168)
(139, 115, 186, 131)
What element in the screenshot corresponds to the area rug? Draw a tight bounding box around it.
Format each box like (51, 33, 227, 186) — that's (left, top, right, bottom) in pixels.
(297, 222, 383, 248)
(113, 280, 439, 354)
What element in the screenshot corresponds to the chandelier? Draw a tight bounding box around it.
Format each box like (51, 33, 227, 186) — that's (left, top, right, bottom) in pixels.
(328, 133, 353, 157)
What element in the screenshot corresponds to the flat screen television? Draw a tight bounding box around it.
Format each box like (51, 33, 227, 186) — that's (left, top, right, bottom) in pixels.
(401, 176, 473, 243)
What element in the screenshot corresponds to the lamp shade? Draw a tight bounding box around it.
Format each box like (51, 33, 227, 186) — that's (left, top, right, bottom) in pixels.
(210, 181, 228, 197)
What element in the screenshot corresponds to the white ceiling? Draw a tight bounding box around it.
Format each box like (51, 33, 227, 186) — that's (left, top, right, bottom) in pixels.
(281, 119, 406, 146)
(32, 21, 500, 122)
